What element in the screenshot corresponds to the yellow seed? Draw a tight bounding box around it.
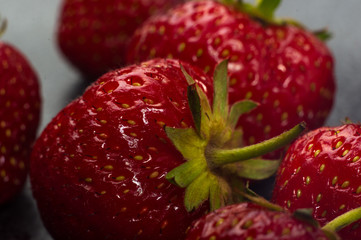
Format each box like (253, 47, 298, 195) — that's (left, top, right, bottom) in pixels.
(196, 49, 203, 57)
(353, 156, 360, 162)
(178, 42, 186, 52)
(319, 164, 325, 172)
(1, 146, 6, 154)
(121, 103, 130, 108)
(341, 181, 350, 189)
(216, 218, 224, 226)
(158, 25, 165, 35)
(123, 189, 130, 194)
(85, 177, 93, 183)
(283, 180, 289, 187)
(149, 171, 159, 179)
(100, 191, 106, 195)
(356, 185, 361, 194)
(134, 155, 143, 161)
(339, 204, 346, 210)
(342, 150, 349, 157)
(332, 176, 338, 185)
(314, 149, 321, 157)
(281, 112, 288, 121)
(322, 210, 327, 217)
(296, 189, 302, 198)
(127, 120, 136, 125)
(308, 144, 314, 150)
(100, 120, 107, 124)
(287, 200, 291, 208)
(132, 82, 142, 87)
(5, 129, 11, 137)
(115, 176, 125, 181)
(130, 132, 137, 137)
(242, 220, 253, 229)
(245, 91, 252, 99)
(221, 49, 230, 57)
(305, 176, 311, 185)
(0, 170, 6, 178)
(335, 141, 343, 149)
(316, 193, 322, 203)
(103, 165, 114, 170)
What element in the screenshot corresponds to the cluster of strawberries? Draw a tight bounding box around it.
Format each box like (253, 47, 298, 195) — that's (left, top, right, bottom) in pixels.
(1, 0, 361, 239)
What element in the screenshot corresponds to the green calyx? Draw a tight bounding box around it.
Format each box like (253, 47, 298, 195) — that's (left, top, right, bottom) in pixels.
(221, 0, 284, 25)
(166, 60, 305, 212)
(0, 16, 7, 38)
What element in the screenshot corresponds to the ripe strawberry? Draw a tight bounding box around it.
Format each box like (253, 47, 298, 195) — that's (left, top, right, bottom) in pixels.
(0, 22, 41, 204)
(273, 123, 361, 239)
(186, 202, 334, 240)
(127, 0, 335, 156)
(30, 58, 304, 239)
(57, 0, 183, 79)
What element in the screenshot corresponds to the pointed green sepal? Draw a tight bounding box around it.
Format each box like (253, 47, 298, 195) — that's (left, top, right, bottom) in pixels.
(165, 127, 206, 161)
(213, 59, 229, 122)
(227, 158, 280, 180)
(181, 65, 213, 139)
(166, 160, 207, 188)
(184, 171, 213, 212)
(228, 100, 259, 129)
(256, 0, 281, 20)
(313, 28, 332, 42)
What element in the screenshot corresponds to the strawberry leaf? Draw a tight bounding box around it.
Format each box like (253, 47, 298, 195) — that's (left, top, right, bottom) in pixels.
(228, 100, 258, 129)
(213, 59, 229, 122)
(225, 158, 280, 180)
(166, 160, 207, 188)
(184, 171, 212, 212)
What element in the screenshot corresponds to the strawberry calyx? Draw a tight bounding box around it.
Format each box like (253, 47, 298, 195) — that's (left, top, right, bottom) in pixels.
(166, 60, 305, 212)
(0, 16, 7, 38)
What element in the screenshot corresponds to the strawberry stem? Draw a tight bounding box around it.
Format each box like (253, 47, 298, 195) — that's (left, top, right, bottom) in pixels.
(207, 122, 306, 168)
(322, 206, 361, 233)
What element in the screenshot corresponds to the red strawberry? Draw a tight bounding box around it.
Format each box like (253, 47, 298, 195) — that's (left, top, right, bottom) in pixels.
(272, 123, 361, 239)
(30, 58, 304, 239)
(186, 202, 335, 240)
(127, 0, 335, 157)
(0, 21, 41, 204)
(57, 0, 183, 79)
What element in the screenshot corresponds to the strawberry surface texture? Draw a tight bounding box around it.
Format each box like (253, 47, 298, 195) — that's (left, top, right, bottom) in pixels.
(186, 202, 330, 240)
(30, 58, 212, 240)
(0, 41, 41, 204)
(57, 0, 183, 79)
(273, 123, 361, 240)
(127, 0, 336, 156)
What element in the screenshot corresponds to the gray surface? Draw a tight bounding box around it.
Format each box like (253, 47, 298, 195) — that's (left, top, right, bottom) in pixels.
(0, 0, 360, 239)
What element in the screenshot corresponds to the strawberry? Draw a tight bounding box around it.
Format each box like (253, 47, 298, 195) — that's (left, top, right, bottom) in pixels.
(272, 123, 361, 239)
(186, 202, 335, 240)
(57, 0, 183, 79)
(126, 0, 335, 157)
(0, 20, 41, 204)
(30, 58, 304, 239)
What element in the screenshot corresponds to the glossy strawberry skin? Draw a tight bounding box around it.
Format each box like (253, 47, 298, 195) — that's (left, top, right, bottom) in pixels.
(186, 202, 329, 240)
(0, 42, 41, 204)
(273, 124, 361, 239)
(30, 58, 212, 240)
(127, 0, 335, 155)
(57, 0, 183, 79)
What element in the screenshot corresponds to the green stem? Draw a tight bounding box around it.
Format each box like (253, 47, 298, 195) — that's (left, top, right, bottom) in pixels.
(322, 206, 361, 232)
(208, 122, 306, 167)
